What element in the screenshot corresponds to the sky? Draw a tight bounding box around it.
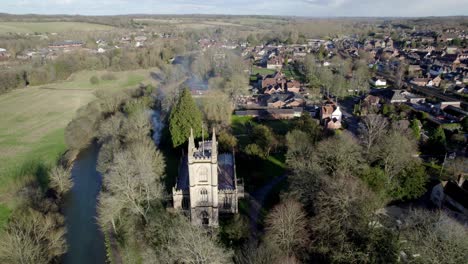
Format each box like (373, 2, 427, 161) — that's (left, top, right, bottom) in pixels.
(2, 0, 468, 17)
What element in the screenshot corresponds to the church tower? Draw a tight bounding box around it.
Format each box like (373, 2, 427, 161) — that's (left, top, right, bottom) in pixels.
(187, 128, 219, 227)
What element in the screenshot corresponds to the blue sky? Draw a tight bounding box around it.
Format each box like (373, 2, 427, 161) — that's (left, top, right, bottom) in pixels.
(3, 0, 468, 17)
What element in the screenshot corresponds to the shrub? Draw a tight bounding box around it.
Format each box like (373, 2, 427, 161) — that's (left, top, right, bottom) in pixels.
(101, 72, 117, 81)
(90, 75, 100, 85)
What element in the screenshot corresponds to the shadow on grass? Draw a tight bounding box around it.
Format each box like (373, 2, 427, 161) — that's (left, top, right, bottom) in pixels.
(11, 159, 51, 192)
(236, 152, 286, 192)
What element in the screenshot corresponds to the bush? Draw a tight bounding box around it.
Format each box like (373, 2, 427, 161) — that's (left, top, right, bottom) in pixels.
(101, 72, 117, 81)
(90, 75, 100, 85)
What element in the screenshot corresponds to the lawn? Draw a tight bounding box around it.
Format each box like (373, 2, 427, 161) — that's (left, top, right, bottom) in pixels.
(0, 68, 158, 228)
(0, 22, 114, 34)
(251, 66, 276, 76)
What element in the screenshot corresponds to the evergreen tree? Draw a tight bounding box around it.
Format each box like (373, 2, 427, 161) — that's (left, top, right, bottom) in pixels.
(169, 88, 203, 147)
(409, 119, 421, 140)
(428, 126, 446, 155)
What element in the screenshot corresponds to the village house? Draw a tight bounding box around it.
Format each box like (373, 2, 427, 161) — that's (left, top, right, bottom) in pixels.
(410, 78, 430, 87)
(0, 48, 10, 60)
(361, 95, 381, 115)
(260, 92, 306, 108)
(427, 76, 442, 87)
(371, 77, 387, 87)
(172, 129, 243, 227)
(258, 71, 302, 94)
(48, 40, 84, 49)
(431, 175, 468, 217)
(408, 64, 422, 75)
(235, 108, 303, 120)
(266, 56, 283, 70)
(320, 100, 342, 130)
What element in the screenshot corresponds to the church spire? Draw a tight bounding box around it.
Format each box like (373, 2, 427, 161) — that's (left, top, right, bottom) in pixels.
(189, 128, 195, 152)
(211, 128, 217, 161)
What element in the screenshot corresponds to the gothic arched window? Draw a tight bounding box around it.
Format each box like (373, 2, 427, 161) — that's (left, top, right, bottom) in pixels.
(201, 211, 209, 226)
(200, 189, 208, 203)
(223, 195, 231, 209)
(198, 167, 208, 182)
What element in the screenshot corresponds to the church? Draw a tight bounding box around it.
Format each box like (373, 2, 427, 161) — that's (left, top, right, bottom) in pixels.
(172, 128, 243, 227)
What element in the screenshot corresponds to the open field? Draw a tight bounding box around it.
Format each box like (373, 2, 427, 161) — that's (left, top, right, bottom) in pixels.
(0, 22, 114, 34)
(0, 68, 157, 195)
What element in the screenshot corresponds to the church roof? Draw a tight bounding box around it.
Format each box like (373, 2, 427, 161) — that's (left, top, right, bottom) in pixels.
(218, 153, 235, 190)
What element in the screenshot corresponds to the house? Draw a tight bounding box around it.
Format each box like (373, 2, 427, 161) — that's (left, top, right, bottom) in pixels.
(235, 108, 303, 120)
(408, 64, 422, 74)
(361, 95, 381, 114)
(259, 93, 305, 108)
(120, 36, 131, 42)
(437, 101, 461, 110)
(260, 71, 285, 89)
(134, 36, 147, 42)
(259, 72, 302, 94)
(363, 95, 380, 107)
(389, 90, 409, 103)
(48, 40, 84, 49)
(286, 80, 301, 93)
(0, 48, 10, 60)
(371, 77, 387, 87)
(428, 76, 442, 87)
(267, 56, 283, 70)
(429, 65, 443, 76)
(264, 85, 285, 95)
(410, 78, 430, 86)
(320, 100, 342, 129)
(455, 86, 468, 94)
(404, 92, 426, 104)
(172, 129, 243, 227)
(431, 176, 468, 216)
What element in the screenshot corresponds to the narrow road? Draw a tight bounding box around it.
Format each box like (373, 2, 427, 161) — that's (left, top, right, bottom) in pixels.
(248, 175, 287, 237)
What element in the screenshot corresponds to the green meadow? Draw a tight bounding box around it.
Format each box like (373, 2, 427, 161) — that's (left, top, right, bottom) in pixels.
(0, 68, 157, 227)
(0, 22, 114, 34)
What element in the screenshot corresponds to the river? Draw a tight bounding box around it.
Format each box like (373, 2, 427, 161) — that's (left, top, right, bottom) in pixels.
(64, 143, 106, 264)
(64, 109, 163, 264)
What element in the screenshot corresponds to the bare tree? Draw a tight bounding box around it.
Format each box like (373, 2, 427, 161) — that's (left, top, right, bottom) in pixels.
(123, 108, 151, 143)
(375, 130, 418, 180)
(234, 241, 279, 264)
(311, 175, 379, 263)
(201, 90, 233, 129)
(97, 192, 124, 233)
(48, 166, 73, 196)
(400, 209, 468, 264)
(359, 114, 388, 154)
(312, 132, 364, 177)
(0, 208, 67, 264)
(151, 214, 233, 264)
(265, 199, 310, 258)
(102, 139, 165, 221)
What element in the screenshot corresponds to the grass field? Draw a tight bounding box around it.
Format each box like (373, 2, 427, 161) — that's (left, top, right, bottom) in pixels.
(0, 22, 114, 34)
(0, 68, 157, 209)
(251, 66, 276, 76)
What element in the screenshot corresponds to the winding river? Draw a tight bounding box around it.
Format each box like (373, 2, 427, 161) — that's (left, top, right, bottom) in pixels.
(64, 108, 163, 263)
(64, 143, 106, 264)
